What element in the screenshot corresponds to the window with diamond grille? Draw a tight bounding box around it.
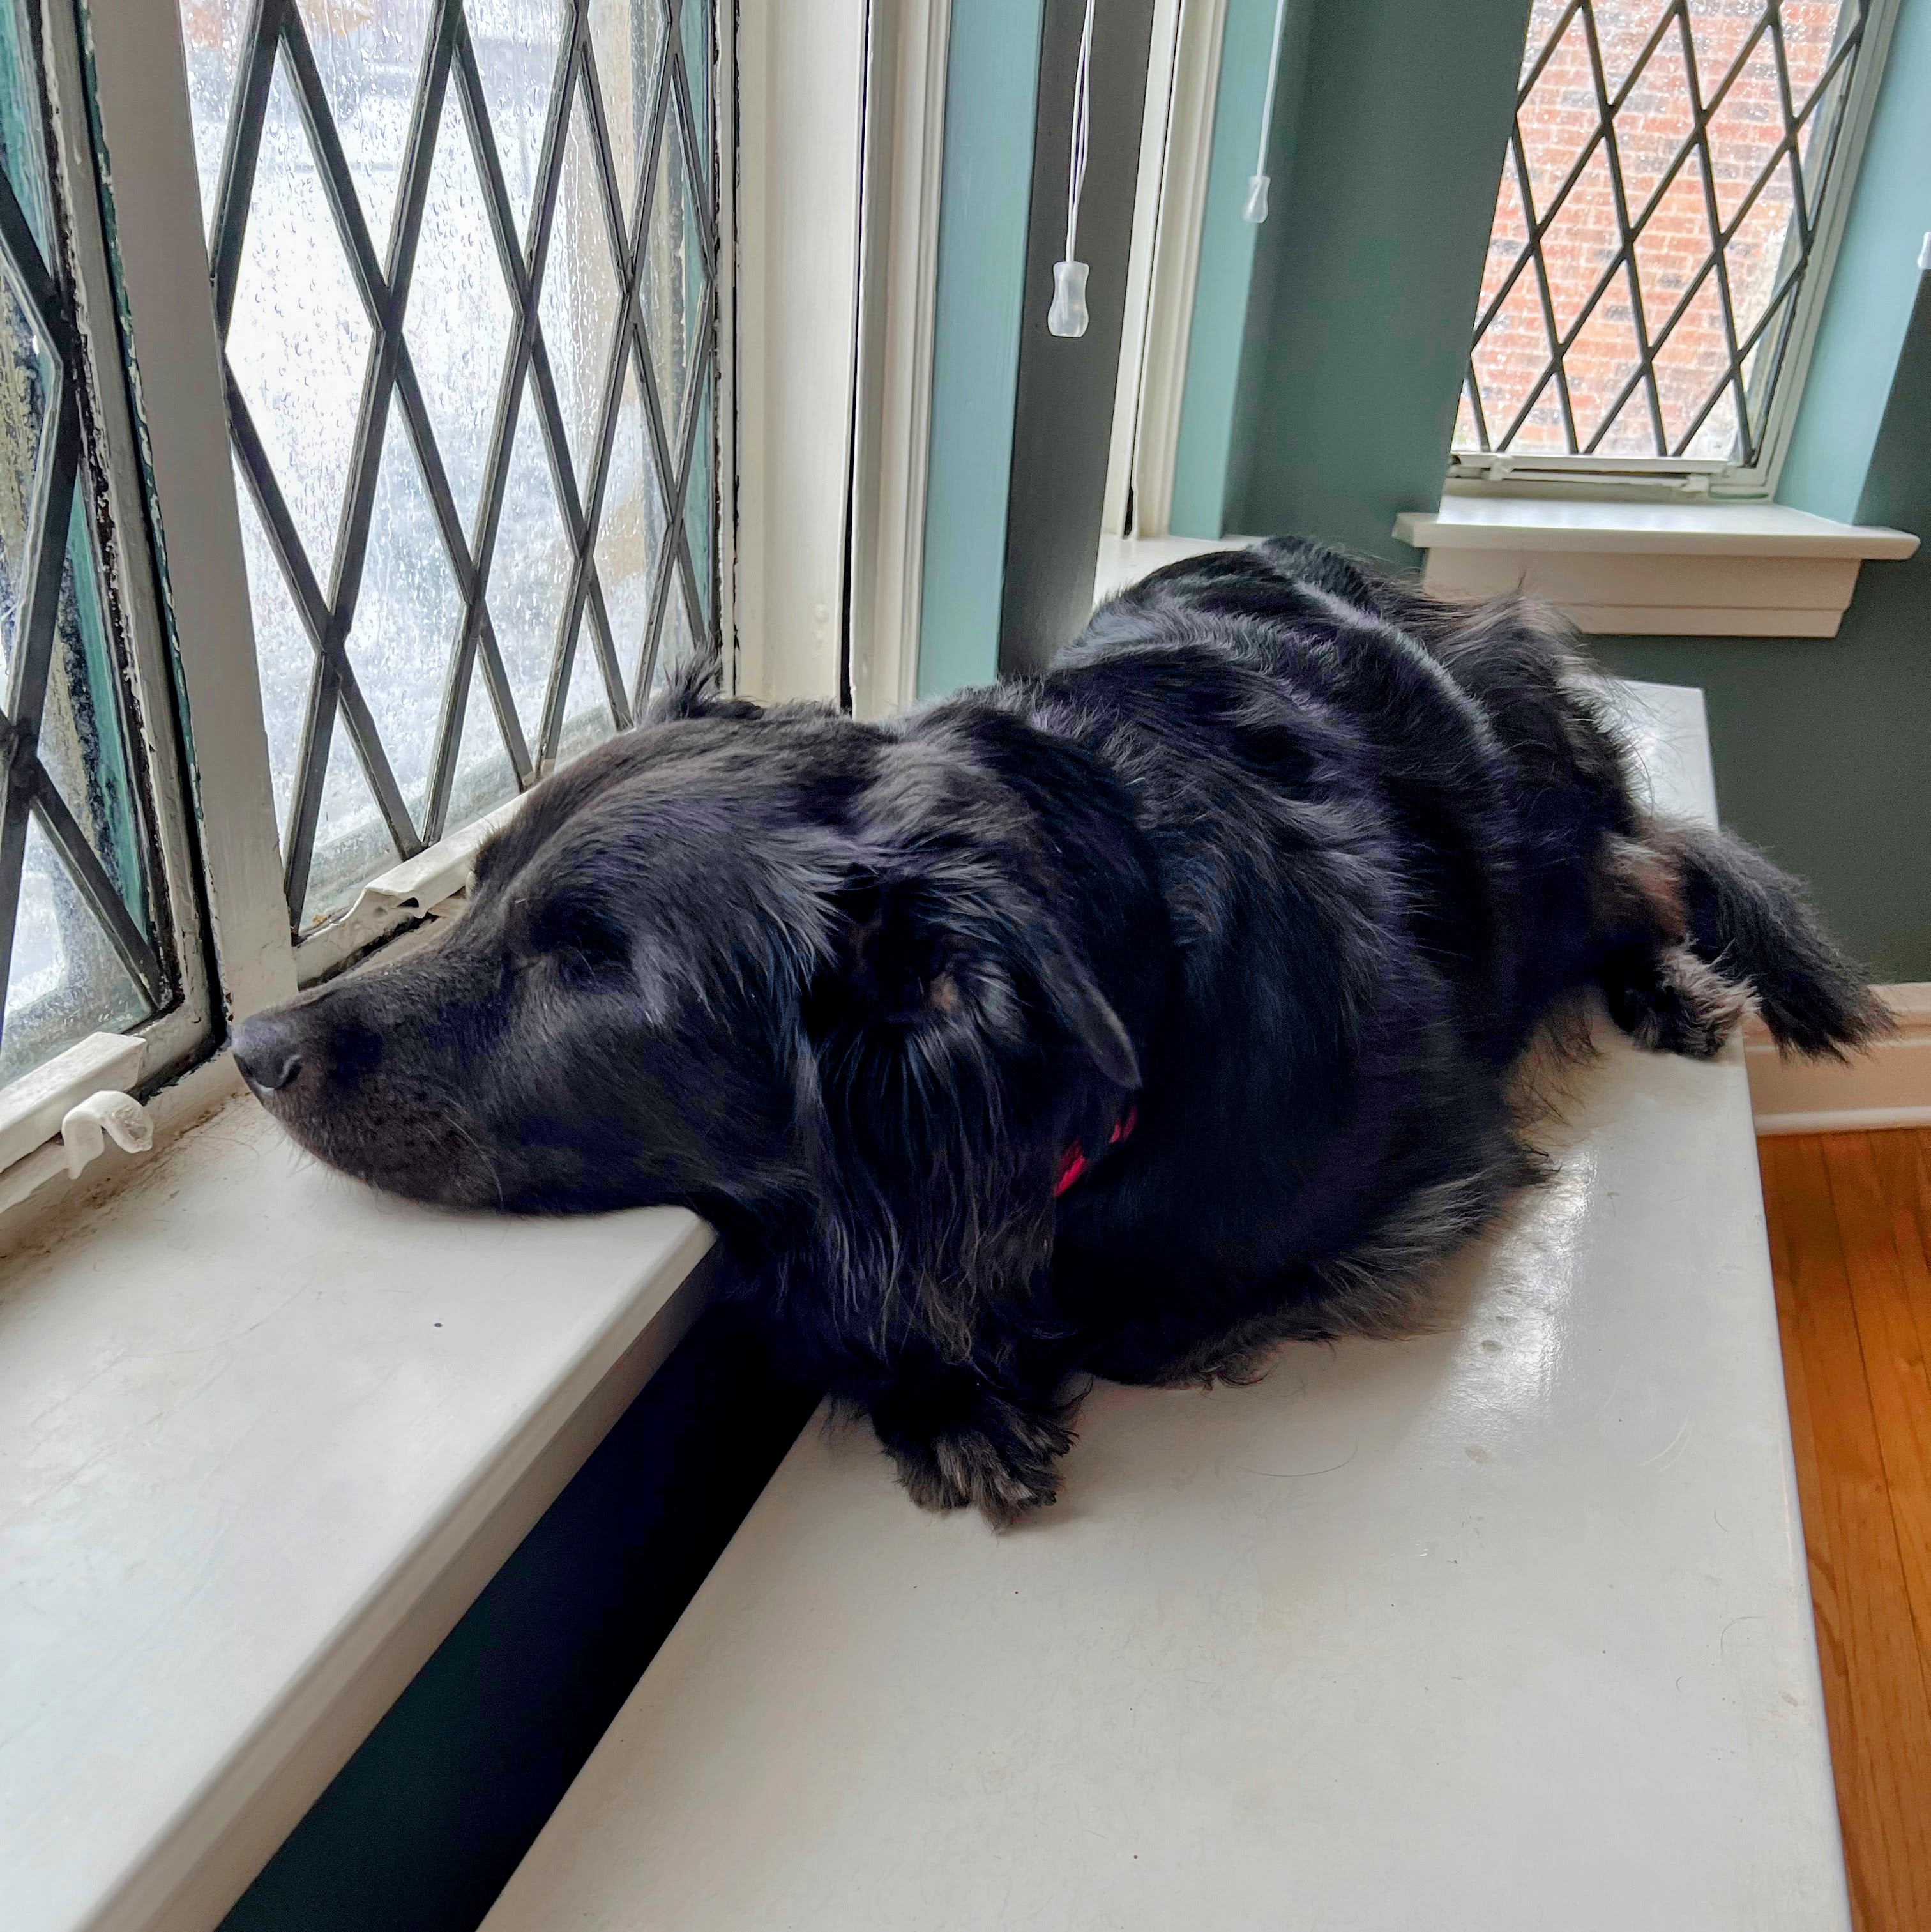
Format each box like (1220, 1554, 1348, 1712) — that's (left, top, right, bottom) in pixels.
(0, 0, 183, 1088)
(178, 0, 720, 934)
(1457, 0, 1884, 473)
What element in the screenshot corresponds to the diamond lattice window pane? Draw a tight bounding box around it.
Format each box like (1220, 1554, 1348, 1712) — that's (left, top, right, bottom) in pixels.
(644, 95, 699, 437)
(186, 0, 720, 934)
(305, 0, 438, 255)
(232, 468, 315, 842)
(490, 373, 575, 743)
(468, 0, 567, 251)
(0, 817, 148, 1089)
(0, 4, 52, 254)
(0, 268, 53, 681)
(406, 85, 515, 541)
(179, 0, 252, 231)
(684, 371, 713, 623)
(1460, 0, 1871, 466)
(557, 620, 616, 765)
(678, 0, 711, 195)
(596, 355, 665, 695)
(302, 707, 392, 929)
(41, 493, 151, 923)
(449, 648, 519, 829)
(344, 411, 464, 847)
(225, 54, 374, 581)
(589, 0, 664, 226)
(538, 80, 625, 491)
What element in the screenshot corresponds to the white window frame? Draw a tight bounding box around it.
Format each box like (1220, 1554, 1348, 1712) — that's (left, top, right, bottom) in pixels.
(0, 0, 869, 1212)
(1449, 0, 1908, 504)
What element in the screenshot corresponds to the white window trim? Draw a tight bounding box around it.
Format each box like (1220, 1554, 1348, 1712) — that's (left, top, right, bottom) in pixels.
(0, 1092, 718, 1932)
(1112, 0, 1226, 542)
(1451, 0, 1909, 501)
(1394, 494, 1919, 637)
(846, 0, 951, 720)
(732, 0, 869, 705)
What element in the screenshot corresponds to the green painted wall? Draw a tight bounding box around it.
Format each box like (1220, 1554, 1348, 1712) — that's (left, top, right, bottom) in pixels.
(1222, 0, 1534, 559)
(916, 0, 1047, 699)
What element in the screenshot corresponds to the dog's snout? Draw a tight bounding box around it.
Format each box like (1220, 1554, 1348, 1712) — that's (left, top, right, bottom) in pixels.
(232, 1014, 304, 1100)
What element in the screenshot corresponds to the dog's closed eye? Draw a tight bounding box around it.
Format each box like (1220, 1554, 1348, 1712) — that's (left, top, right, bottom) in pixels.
(529, 898, 632, 985)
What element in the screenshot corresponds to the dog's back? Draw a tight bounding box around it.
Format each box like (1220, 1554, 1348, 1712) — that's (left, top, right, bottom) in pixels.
(1031, 538, 1882, 1381)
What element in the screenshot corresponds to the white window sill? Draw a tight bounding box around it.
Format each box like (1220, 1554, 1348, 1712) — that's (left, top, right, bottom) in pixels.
(1394, 496, 1920, 636)
(0, 1095, 713, 1932)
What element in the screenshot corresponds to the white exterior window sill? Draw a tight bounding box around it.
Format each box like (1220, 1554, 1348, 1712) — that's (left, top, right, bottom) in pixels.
(1395, 496, 1920, 636)
(0, 1096, 714, 1932)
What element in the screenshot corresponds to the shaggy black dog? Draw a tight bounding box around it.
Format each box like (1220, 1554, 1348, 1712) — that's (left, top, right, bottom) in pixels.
(233, 538, 1884, 1522)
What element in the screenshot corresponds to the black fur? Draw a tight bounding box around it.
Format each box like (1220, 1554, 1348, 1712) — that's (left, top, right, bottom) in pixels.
(232, 538, 1887, 1523)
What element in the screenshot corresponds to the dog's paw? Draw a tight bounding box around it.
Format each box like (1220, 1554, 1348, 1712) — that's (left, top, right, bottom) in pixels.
(1621, 945, 1749, 1061)
(884, 1396, 1072, 1526)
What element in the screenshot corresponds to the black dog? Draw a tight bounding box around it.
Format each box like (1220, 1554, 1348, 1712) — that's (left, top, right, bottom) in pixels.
(233, 539, 1884, 1521)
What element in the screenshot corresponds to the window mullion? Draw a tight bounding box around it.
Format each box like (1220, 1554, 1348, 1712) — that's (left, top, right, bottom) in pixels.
(80, 0, 297, 1025)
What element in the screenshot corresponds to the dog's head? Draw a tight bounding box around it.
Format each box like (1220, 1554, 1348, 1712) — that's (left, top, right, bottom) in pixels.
(231, 690, 1143, 1333)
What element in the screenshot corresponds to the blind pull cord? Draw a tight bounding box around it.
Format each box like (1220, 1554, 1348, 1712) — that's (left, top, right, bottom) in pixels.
(1243, 0, 1290, 223)
(1049, 0, 1098, 337)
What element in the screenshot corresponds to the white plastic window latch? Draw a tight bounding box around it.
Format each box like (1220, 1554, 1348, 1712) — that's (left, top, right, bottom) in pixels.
(61, 1091, 154, 1178)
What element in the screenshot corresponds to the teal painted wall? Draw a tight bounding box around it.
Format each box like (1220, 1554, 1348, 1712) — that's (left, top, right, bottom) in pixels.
(1167, 0, 1305, 537)
(1222, 0, 1534, 559)
(916, 0, 1047, 699)
(1779, 0, 1931, 521)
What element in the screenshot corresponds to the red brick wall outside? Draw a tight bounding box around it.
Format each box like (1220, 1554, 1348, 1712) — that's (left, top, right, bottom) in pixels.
(1457, 0, 1852, 461)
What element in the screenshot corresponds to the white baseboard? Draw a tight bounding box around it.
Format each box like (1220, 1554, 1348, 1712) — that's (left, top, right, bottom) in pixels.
(1748, 983, 1931, 1135)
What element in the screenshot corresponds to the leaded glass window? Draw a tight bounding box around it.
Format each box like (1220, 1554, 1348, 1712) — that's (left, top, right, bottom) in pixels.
(0, 0, 187, 1088)
(1457, 0, 1886, 476)
(179, 0, 720, 933)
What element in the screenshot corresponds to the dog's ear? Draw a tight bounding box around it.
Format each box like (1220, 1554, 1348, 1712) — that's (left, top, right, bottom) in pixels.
(643, 643, 764, 724)
(808, 872, 1139, 1089)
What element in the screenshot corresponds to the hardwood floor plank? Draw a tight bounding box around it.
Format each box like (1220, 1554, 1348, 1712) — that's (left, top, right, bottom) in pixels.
(1762, 1135, 1931, 1932)
(1840, 1132, 1931, 1691)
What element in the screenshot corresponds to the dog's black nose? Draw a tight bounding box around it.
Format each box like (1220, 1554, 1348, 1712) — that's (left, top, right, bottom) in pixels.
(232, 1014, 304, 1099)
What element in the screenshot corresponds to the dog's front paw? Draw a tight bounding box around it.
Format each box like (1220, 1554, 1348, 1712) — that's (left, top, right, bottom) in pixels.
(883, 1396, 1072, 1526)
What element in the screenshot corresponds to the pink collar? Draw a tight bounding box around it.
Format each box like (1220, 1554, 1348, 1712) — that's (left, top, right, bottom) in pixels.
(1054, 1104, 1139, 1199)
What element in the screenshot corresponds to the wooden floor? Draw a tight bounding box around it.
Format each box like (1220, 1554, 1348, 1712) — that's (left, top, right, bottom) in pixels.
(1762, 1130, 1931, 1932)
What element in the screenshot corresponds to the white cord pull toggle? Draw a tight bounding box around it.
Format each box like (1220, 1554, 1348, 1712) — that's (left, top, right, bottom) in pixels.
(1244, 0, 1291, 224)
(1049, 0, 1097, 338)
(1049, 258, 1090, 338)
(61, 1090, 153, 1178)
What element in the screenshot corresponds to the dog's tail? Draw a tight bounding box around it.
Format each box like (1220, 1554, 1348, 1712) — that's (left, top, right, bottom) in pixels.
(1640, 819, 1891, 1059)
